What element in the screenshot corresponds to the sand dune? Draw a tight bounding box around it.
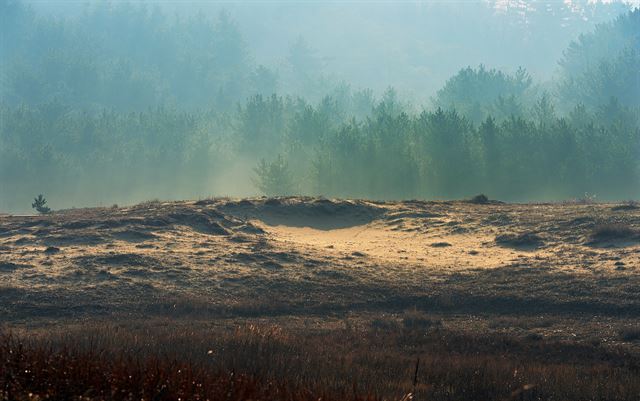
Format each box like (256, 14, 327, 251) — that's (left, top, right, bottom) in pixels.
(1, 197, 639, 331)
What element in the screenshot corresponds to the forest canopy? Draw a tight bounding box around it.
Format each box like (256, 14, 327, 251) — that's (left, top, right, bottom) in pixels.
(0, 1, 639, 212)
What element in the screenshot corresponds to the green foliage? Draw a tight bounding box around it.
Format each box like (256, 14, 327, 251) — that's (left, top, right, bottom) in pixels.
(31, 194, 51, 214)
(0, 104, 228, 211)
(469, 194, 490, 204)
(253, 155, 296, 196)
(0, 2, 639, 210)
(0, 4, 252, 111)
(2, 90, 639, 210)
(558, 9, 640, 110)
(433, 65, 532, 123)
(251, 65, 279, 96)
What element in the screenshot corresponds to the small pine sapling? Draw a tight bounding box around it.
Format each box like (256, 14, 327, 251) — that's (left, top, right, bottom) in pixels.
(32, 194, 51, 214)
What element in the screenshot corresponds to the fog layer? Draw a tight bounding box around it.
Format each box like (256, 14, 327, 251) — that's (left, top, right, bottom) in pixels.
(1, 0, 639, 212)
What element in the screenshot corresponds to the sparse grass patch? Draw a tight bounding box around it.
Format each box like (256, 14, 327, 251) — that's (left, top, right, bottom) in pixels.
(135, 199, 161, 208)
(524, 332, 544, 341)
(589, 223, 637, 243)
(483, 213, 512, 226)
(370, 317, 400, 331)
(612, 201, 639, 211)
(561, 193, 598, 205)
(495, 232, 544, 249)
(402, 310, 440, 331)
(194, 199, 216, 206)
(619, 326, 640, 342)
(488, 316, 558, 330)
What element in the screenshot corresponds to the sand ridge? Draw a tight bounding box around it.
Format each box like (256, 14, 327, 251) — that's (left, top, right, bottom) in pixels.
(1, 197, 639, 324)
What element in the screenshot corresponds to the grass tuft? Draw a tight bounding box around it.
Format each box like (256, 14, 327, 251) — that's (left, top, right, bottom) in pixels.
(590, 223, 637, 242)
(496, 232, 544, 249)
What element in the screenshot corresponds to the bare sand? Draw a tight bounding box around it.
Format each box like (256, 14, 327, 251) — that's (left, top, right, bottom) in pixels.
(1, 197, 639, 344)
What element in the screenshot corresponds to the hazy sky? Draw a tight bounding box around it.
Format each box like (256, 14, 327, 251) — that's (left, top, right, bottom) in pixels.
(21, 0, 636, 100)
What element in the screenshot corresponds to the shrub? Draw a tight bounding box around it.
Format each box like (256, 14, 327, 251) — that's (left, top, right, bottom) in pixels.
(469, 194, 490, 204)
(590, 223, 637, 242)
(31, 194, 51, 214)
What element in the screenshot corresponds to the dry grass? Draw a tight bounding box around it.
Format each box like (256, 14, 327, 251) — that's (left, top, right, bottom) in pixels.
(0, 333, 376, 401)
(2, 321, 640, 401)
(2, 197, 640, 399)
(619, 326, 640, 342)
(2, 197, 640, 323)
(612, 201, 639, 211)
(590, 223, 638, 242)
(495, 232, 544, 248)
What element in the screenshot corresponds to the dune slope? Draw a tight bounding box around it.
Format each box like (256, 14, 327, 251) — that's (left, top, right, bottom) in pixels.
(1, 197, 639, 328)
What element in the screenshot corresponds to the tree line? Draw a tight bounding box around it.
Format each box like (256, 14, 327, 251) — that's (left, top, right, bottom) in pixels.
(0, 3, 638, 211)
(1, 89, 638, 211)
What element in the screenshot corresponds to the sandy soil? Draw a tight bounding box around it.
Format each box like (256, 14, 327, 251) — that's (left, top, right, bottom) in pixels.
(1, 197, 639, 342)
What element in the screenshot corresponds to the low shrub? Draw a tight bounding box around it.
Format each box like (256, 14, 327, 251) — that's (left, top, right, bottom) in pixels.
(469, 194, 490, 204)
(590, 223, 637, 242)
(496, 232, 544, 249)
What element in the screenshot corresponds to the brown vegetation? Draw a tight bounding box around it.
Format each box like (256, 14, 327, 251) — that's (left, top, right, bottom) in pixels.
(2, 197, 640, 399)
(3, 320, 640, 401)
(495, 232, 545, 249)
(590, 223, 638, 242)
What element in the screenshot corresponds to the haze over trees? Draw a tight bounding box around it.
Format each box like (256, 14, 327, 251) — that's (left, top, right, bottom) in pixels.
(0, 0, 639, 212)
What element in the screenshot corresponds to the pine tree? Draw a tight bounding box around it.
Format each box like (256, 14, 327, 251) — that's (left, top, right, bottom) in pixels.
(32, 195, 51, 214)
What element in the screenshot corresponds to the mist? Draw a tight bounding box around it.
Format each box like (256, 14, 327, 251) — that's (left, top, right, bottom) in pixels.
(1, 0, 639, 213)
